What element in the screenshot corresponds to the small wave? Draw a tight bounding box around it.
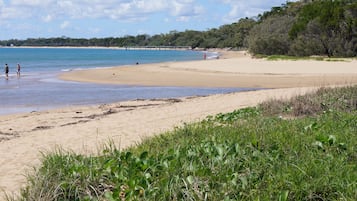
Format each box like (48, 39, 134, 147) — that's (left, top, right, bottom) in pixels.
(207, 52, 220, 60)
(61, 68, 85, 72)
(93, 66, 115, 70)
(39, 77, 81, 84)
(202, 51, 220, 60)
(61, 69, 72, 72)
(207, 55, 220, 60)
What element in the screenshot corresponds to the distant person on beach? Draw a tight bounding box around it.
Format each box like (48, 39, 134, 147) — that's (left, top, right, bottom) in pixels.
(17, 63, 21, 76)
(4, 64, 9, 79)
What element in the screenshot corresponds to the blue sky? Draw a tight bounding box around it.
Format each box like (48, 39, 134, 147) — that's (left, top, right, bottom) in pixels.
(0, 0, 297, 40)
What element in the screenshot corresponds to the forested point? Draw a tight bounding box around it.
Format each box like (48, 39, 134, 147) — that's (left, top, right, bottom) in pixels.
(1, 0, 356, 57)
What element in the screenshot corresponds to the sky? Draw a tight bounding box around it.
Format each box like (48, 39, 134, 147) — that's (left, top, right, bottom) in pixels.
(0, 0, 297, 40)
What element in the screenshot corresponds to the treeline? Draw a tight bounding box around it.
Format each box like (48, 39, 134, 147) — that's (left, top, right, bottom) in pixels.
(0, 18, 256, 50)
(1, 0, 356, 57)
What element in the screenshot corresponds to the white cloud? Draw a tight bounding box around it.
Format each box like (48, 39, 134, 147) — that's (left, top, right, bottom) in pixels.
(1, 6, 29, 19)
(52, 0, 169, 20)
(0, 0, 205, 22)
(134, 0, 167, 12)
(0, 0, 298, 23)
(172, 0, 204, 17)
(0, 0, 299, 39)
(60, 21, 70, 29)
(218, 0, 298, 22)
(10, 0, 51, 6)
(42, 14, 53, 22)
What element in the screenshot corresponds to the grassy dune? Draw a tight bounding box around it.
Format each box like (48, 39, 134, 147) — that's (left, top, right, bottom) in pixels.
(9, 85, 357, 201)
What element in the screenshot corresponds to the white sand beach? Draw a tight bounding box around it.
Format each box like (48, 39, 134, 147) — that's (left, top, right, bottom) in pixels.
(1, 51, 356, 198)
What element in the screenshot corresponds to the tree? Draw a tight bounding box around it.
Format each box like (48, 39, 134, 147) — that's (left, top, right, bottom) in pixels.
(289, 0, 357, 57)
(248, 15, 295, 55)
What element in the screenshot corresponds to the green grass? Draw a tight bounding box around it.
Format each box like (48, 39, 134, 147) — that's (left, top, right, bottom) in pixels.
(254, 54, 355, 62)
(8, 85, 357, 201)
(267, 55, 323, 61)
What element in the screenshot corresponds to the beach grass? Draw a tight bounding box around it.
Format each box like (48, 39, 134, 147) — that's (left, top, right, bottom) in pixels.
(8, 85, 357, 201)
(254, 54, 354, 62)
(266, 55, 324, 61)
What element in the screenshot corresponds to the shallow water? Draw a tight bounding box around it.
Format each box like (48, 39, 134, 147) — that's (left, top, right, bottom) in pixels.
(0, 48, 256, 115)
(0, 73, 255, 115)
(0, 47, 205, 72)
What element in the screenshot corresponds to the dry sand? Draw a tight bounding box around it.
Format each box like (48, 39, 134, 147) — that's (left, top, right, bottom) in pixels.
(1, 51, 357, 199)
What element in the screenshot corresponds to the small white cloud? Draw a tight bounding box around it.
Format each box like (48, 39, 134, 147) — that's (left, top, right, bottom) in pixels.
(60, 21, 70, 29)
(171, 0, 193, 16)
(170, 0, 204, 22)
(1, 7, 27, 19)
(133, 0, 167, 12)
(42, 14, 53, 22)
(176, 16, 190, 22)
(11, 0, 55, 8)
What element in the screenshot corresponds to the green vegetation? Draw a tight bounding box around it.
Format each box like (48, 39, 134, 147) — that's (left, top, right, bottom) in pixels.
(260, 55, 352, 62)
(0, 18, 256, 50)
(248, 0, 357, 57)
(1, 0, 356, 57)
(9, 85, 357, 201)
(260, 55, 324, 61)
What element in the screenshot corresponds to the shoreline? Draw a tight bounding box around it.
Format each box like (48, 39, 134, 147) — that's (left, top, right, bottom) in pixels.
(1, 50, 357, 198)
(0, 45, 194, 51)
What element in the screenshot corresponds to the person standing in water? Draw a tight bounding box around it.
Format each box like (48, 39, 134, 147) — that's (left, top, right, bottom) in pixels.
(4, 64, 9, 79)
(17, 63, 21, 77)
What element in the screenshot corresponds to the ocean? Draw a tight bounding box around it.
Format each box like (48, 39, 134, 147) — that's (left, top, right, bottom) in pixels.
(0, 47, 253, 115)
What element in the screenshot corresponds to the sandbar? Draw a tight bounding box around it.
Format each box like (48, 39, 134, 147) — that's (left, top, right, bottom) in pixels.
(60, 51, 357, 88)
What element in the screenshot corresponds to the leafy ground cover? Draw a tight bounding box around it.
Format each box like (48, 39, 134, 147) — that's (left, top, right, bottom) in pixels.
(9, 85, 357, 201)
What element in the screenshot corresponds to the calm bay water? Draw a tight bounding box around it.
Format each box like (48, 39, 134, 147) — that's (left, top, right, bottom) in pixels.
(0, 47, 206, 72)
(0, 47, 254, 115)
